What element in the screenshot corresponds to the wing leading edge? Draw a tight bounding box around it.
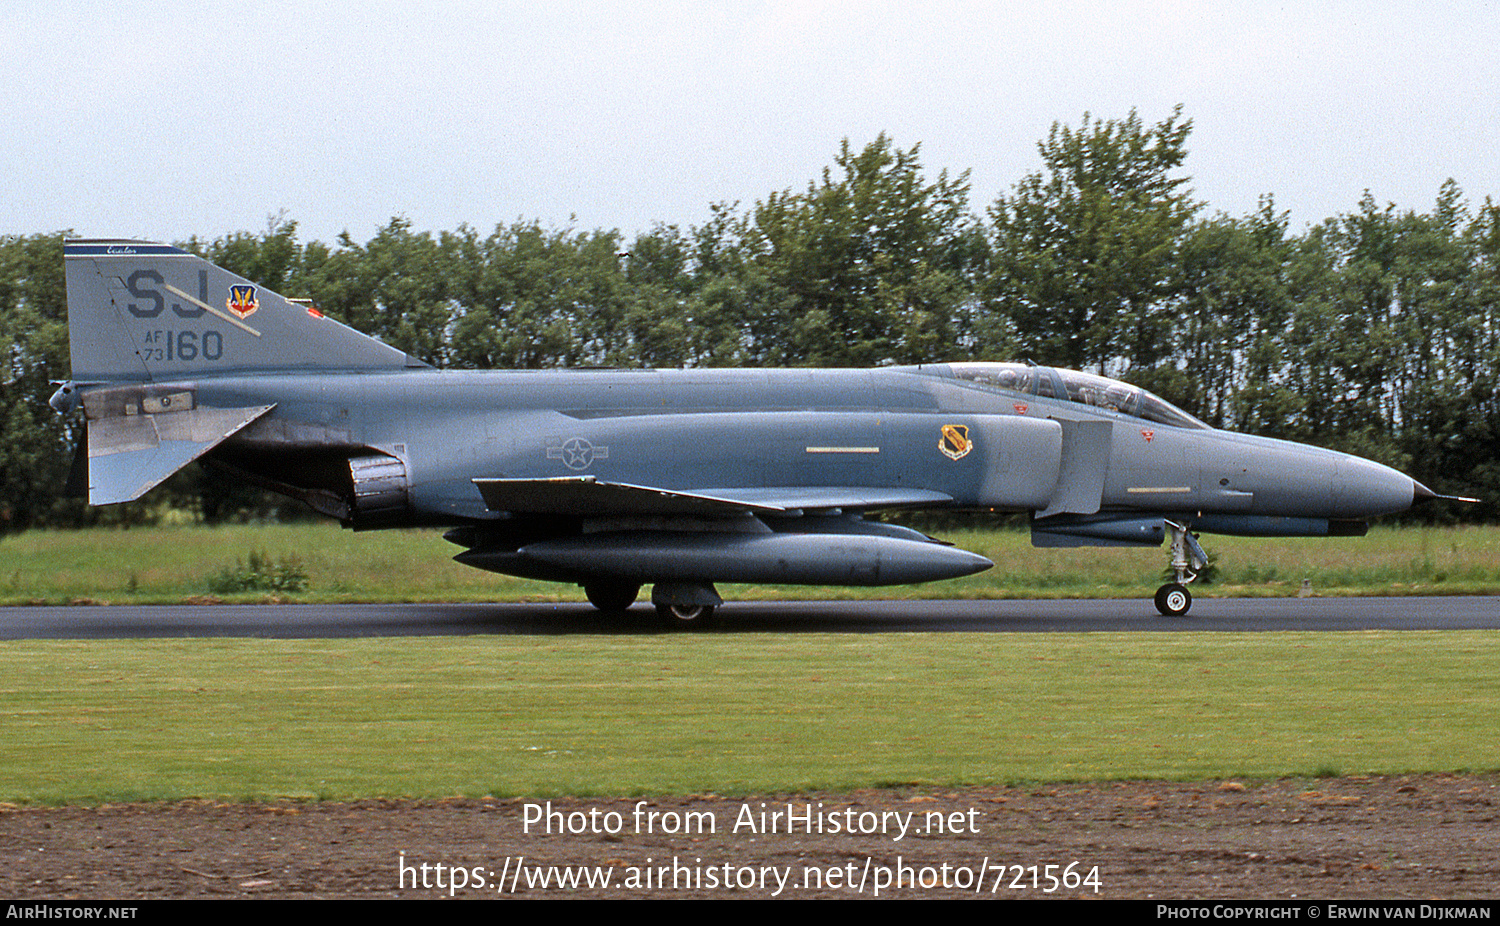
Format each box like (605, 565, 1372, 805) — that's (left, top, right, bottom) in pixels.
(472, 476, 953, 517)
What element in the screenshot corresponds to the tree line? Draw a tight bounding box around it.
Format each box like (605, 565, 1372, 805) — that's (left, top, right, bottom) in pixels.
(3, 108, 1496, 530)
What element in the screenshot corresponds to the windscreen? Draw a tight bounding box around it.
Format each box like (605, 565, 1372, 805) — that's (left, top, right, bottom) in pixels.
(948, 362, 1209, 430)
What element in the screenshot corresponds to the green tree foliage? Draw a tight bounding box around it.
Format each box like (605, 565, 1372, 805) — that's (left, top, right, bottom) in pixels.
(619, 224, 703, 368)
(1175, 200, 1297, 430)
(5, 118, 1499, 528)
(186, 213, 303, 294)
(988, 107, 1199, 376)
(727, 135, 988, 366)
(447, 221, 628, 369)
(1387, 188, 1500, 511)
(0, 233, 76, 533)
(300, 218, 455, 365)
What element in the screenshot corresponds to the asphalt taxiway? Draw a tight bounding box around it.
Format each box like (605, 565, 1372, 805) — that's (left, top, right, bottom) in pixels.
(0, 596, 1496, 639)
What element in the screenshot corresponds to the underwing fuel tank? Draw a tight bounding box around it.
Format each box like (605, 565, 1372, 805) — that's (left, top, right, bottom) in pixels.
(455, 531, 995, 586)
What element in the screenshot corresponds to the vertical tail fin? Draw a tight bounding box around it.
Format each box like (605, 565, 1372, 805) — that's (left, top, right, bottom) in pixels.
(64, 238, 428, 382)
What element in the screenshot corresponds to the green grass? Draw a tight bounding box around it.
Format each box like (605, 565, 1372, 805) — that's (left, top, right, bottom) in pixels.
(0, 632, 1496, 803)
(2, 522, 1498, 605)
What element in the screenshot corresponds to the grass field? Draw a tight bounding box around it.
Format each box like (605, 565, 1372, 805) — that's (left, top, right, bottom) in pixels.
(3, 522, 1496, 803)
(2, 521, 1498, 605)
(1, 632, 1497, 804)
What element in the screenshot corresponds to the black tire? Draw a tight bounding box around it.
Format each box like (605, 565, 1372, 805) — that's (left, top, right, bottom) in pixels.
(1155, 583, 1192, 617)
(584, 582, 639, 612)
(655, 602, 717, 628)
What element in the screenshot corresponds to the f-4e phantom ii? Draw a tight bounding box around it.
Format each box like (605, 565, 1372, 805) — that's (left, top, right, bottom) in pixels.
(51, 239, 1464, 624)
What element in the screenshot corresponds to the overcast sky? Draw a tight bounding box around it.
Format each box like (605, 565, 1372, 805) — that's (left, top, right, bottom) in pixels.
(5, 1, 1497, 246)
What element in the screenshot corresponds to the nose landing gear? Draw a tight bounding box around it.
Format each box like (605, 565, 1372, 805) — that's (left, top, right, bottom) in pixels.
(1155, 520, 1207, 616)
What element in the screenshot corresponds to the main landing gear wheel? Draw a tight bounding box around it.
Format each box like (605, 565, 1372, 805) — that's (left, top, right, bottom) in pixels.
(1155, 583, 1192, 617)
(655, 603, 717, 628)
(651, 582, 722, 629)
(584, 582, 639, 612)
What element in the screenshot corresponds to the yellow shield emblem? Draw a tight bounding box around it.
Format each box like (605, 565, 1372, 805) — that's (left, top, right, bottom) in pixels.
(939, 424, 972, 461)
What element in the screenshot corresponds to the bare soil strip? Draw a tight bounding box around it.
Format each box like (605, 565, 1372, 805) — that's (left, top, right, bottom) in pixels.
(3, 774, 1495, 899)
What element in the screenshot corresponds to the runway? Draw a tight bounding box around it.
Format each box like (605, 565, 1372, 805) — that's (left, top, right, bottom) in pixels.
(0, 596, 1496, 639)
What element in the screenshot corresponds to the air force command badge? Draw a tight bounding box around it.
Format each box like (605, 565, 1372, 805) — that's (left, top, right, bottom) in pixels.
(226, 284, 260, 319)
(939, 424, 973, 460)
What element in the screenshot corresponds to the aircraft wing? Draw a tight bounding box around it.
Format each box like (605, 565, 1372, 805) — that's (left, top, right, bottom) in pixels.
(706, 486, 954, 512)
(472, 477, 952, 517)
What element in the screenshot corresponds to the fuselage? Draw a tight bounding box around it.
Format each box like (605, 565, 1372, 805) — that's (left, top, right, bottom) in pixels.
(166, 362, 1418, 531)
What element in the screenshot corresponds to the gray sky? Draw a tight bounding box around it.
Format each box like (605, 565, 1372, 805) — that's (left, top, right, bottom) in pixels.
(5, 1, 1497, 246)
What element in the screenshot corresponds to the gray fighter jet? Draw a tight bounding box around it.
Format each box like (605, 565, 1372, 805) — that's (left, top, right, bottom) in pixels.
(51, 239, 1458, 623)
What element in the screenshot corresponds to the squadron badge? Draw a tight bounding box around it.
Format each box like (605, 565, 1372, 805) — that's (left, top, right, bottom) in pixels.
(939, 424, 973, 461)
(226, 285, 260, 319)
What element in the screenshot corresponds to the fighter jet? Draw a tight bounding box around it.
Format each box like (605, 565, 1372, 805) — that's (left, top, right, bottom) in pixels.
(51, 239, 1456, 623)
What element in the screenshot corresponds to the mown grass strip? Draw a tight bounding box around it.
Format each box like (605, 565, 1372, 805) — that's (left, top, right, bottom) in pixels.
(1, 632, 1496, 803)
(3, 522, 1499, 604)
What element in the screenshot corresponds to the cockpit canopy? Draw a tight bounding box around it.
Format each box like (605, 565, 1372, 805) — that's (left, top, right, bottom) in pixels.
(946, 362, 1209, 430)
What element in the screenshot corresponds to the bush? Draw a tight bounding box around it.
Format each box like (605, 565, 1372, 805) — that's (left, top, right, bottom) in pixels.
(207, 550, 309, 594)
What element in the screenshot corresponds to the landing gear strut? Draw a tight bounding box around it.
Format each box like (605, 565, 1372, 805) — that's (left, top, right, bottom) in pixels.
(1155, 520, 1207, 616)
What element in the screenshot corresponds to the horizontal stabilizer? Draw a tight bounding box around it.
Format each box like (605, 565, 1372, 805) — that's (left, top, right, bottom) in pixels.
(473, 478, 955, 518)
(87, 402, 275, 504)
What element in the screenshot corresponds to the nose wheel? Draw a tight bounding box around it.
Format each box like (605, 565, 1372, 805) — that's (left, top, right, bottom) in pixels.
(1155, 520, 1207, 616)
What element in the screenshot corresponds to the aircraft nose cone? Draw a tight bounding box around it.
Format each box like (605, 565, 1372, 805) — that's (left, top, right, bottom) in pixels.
(1333, 455, 1416, 518)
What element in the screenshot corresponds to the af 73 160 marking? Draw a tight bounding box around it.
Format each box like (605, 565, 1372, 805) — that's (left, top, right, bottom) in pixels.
(138, 329, 224, 362)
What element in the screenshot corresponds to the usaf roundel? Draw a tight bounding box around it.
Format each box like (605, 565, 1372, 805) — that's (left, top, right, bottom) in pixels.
(547, 436, 609, 471)
(939, 424, 973, 461)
